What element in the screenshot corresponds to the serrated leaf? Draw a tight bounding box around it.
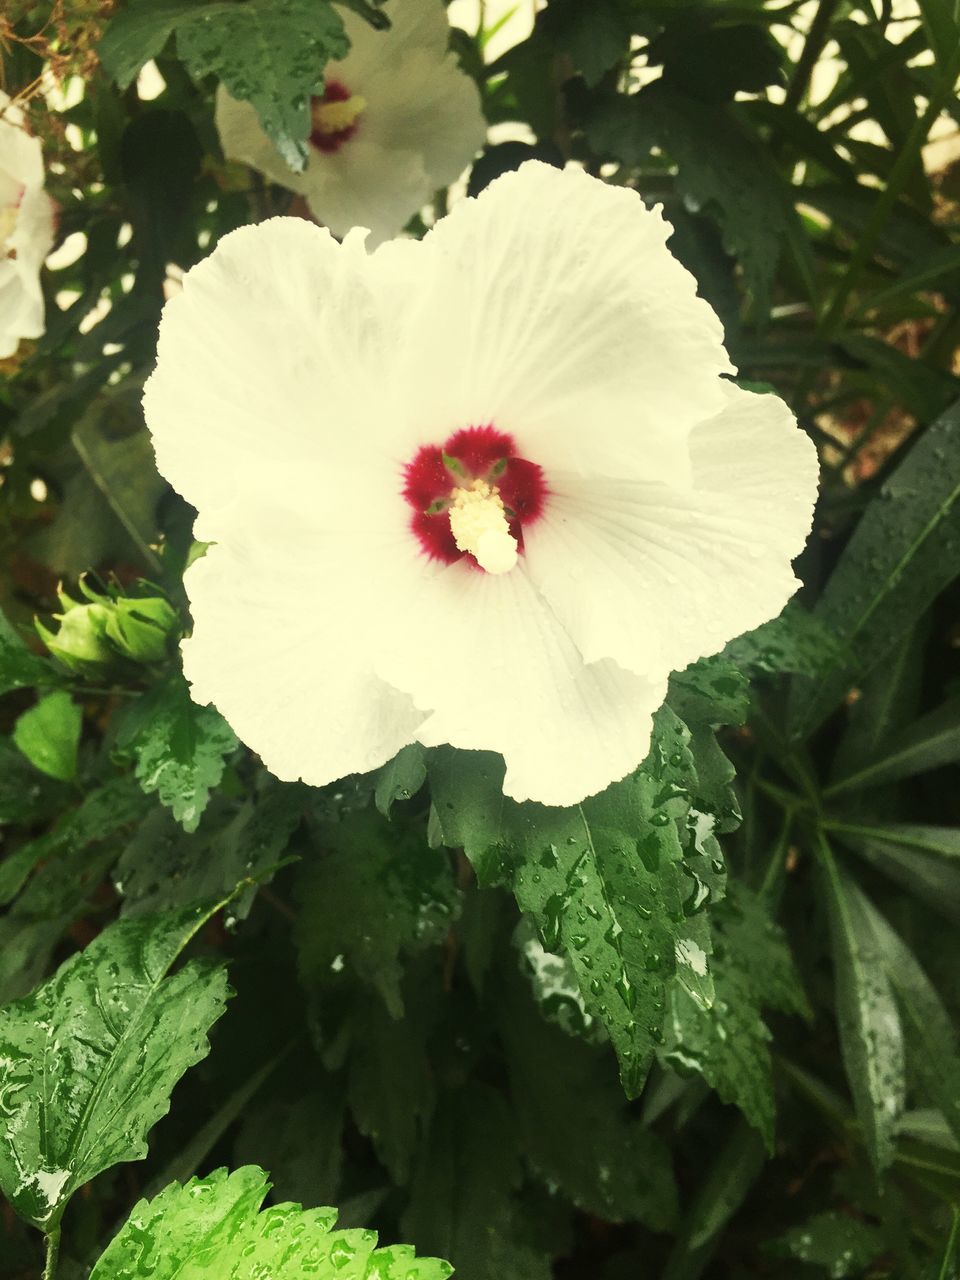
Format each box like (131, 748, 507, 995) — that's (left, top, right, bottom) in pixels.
(0, 901, 232, 1230)
(0, 775, 147, 906)
(819, 851, 905, 1174)
(660, 884, 808, 1147)
(582, 83, 789, 312)
(90, 1165, 452, 1280)
(0, 607, 55, 698)
(117, 676, 238, 832)
(347, 991, 435, 1184)
(770, 1211, 885, 1277)
(500, 970, 677, 1230)
(543, 0, 631, 87)
(723, 603, 849, 681)
(792, 394, 960, 734)
(295, 809, 459, 1018)
(374, 743, 427, 817)
(428, 708, 728, 1098)
(13, 691, 82, 782)
(403, 1084, 550, 1280)
(234, 1087, 345, 1210)
(176, 0, 349, 173)
(115, 778, 303, 917)
(98, 0, 200, 88)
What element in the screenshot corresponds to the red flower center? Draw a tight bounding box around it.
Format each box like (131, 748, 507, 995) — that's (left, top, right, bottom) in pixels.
(403, 425, 548, 569)
(309, 81, 363, 154)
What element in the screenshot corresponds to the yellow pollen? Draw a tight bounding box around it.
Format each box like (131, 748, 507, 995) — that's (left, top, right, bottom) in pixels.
(448, 480, 519, 575)
(312, 94, 366, 135)
(0, 204, 19, 252)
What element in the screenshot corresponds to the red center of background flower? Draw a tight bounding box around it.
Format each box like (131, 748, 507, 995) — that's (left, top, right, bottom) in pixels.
(310, 81, 360, 154)
(403, 425, 548, 567)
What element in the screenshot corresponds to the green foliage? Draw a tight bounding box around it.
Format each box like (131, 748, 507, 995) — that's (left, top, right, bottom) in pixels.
(0, 901, 231, 1230)
(90, 1165, 452, 1279)
(2, 0, 960, 1275)
(115, 675, 239, 832)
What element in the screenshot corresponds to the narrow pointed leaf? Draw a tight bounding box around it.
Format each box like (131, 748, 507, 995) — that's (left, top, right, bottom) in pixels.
(831, 822, 960, 922)
(828, 696, 960, 795)
(819, 850, 905, 1173)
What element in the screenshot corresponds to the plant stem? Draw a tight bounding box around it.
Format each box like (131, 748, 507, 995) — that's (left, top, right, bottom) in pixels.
(938, 1207, 960, 1280)
(44, 1227, 61, 1280)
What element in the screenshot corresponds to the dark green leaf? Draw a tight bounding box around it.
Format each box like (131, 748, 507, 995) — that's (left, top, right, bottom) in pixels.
(234, 1087, 345, 1210)
(828, 696, 960, 795)
(0, 607, 55, 698)
(500, 971, 677, 1230)
(723, 604, 848, 681)
(12, 691, 82, 783)
(819, 851, 905, 1173)
(0, 901, 232, 1230)
(792, 395, 960, 734)
(98, 0, 200, 89)
(403, 1084, 550, 1280)
(831, 822, 960, 923)
(295, 809, 459, 1017)
(374, 743, 427, 817)
(542, 0, 631, 87)
(90, 1165, 452, 1280)
(770, 1211, 884, 1277)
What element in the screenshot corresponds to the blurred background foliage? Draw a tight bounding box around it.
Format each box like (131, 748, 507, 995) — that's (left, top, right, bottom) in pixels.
(1, 0, 960, 1278)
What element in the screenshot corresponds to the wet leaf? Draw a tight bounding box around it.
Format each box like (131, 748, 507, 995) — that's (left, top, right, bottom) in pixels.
(819, 852, 905, 1174)
(0, 901, 232, 1230)
(116, 675, 238, 833)
(828, 696, 960, 796)
(295, 809, 459, 1018)
(89, 1164, 452, 1279)
(428, 708, 730, 1097)
(374, 743, 427, 816)
(0, 606, 55, 698)
(832, 821, 960, 923)
(770, 1211, 884, 1277)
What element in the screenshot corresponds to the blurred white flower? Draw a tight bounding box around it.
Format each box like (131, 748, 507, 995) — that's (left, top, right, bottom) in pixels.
(144, 162, 819, 806)
(0, 93, 56, 359)
(215, 0, 487, 245)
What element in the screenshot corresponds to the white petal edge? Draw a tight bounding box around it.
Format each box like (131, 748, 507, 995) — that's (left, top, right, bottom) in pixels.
(522, 381, 820, 679)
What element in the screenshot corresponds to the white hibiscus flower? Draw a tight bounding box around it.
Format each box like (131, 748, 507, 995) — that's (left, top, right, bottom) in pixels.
(0, 92, 56, 359)
(144, 162, 819, 806)
(215, 0, 487, 245)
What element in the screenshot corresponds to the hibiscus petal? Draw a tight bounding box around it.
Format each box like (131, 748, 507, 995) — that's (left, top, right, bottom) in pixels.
(374, 562, 667, 806)
(399, 161, 734, 485)
(143, 217, 423, 525)
(181, 525, 427, 785)
(523, 382, 820, 678)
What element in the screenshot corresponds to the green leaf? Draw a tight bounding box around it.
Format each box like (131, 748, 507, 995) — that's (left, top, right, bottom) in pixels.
(818, 847, 905, 1174)
(98, 0, 200, 88)
(827, 696, 960, 795)
(117, 675, 238, 832)
(13, 691, 82, 782)
(792, 395, 960, 734)
(542, 0, 631, 87)
(175, 0, 349, 173)
(722, 604, 849, 681)
(500, 970, 677, 1230)
(770, 1211, 885, 1277)
(347, 990, 435, 1184)
(0, 607, 55, 698)
(830, 822, 960, 923)
(234, 1087, 345, 1210)
(660, 884, 808, 1147)
(0, 775, 147, 906)
(374, 743, 427, 816)
(0, 901, 232, 1230)
(403, 1084, 550, 1280)
(427, 708, 729, 1098)
(856, 894, 960, 1147)
(582, 83, 790, 313)
(115, 778, 303, 917)
(295, 809, 459, 1018)
(90, 1165, 452, 1280)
